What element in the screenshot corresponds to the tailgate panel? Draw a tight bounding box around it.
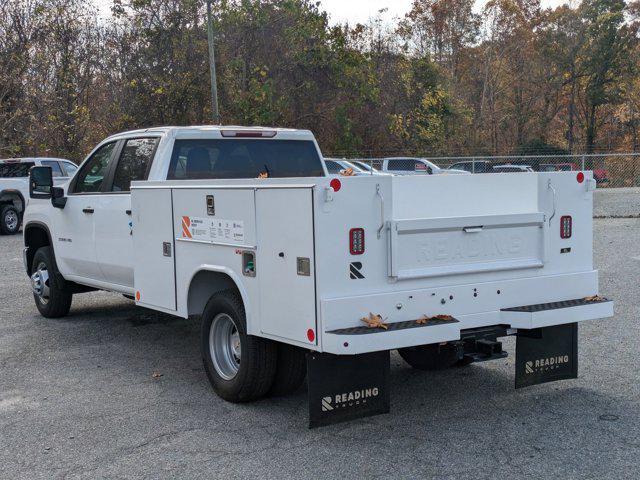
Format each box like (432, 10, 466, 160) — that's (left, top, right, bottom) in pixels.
(389, 213, 546, 279)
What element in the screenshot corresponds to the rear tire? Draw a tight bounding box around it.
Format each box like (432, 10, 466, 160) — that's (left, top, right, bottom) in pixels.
(398, 343, 462, 371)
(201, 290, 277, 402)
(0, 205, 20, 235)
(31, 246, 73, 318)
(269, 343, 307, 397)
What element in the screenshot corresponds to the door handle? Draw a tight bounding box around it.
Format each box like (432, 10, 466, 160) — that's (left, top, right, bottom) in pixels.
(125, 209, 132, 215)
(82, 207, 94, 214)
(463, 226, 483, 233)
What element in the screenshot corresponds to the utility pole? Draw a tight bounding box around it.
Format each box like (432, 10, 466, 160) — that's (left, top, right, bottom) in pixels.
(206, 0, 220, 124)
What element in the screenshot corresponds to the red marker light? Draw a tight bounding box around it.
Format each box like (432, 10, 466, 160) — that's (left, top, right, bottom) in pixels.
(577, 172, 585, 183)
(330, 178, 341, 192)
(307, 329, 315, 342)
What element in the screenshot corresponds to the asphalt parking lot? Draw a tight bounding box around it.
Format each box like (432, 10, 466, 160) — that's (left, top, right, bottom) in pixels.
(1, 192, 639, 479)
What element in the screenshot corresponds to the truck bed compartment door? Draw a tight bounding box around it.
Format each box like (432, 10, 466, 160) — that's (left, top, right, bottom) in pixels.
(255, 188, 316, 344)
(389, 212, 546, 280)
(132, 188, 176, 311)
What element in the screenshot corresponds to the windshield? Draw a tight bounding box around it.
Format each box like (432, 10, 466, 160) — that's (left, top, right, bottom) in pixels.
(168, 139, 324, 179)
(353, 161, 378, 172)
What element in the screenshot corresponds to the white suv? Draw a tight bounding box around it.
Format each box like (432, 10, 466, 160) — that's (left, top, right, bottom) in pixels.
(0, 158, 77, 234)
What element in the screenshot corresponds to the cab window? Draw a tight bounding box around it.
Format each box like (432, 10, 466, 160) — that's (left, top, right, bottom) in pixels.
(167, 139, 324, 179)
(41, 160, 63, 177)
(61, 162, 78, 177)
(73, 142, 117, 193)
(111, 138, 159, 192)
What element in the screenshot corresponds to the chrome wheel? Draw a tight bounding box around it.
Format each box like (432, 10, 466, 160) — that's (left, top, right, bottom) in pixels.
(4, 209, 18, 232)
(209, 313, 241, 380)
(31, 261, 50, 304)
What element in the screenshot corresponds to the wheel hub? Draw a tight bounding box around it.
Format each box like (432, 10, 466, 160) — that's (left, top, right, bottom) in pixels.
(30, 262, 50, 304)
(4, 209, 18, 231)
(209, 313, 241, 380)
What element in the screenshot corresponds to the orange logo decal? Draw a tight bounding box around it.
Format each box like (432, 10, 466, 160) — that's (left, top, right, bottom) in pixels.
(181, 216, 192, 238)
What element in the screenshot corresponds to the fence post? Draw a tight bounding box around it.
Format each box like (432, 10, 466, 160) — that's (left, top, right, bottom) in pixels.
(581, 155, 586, 171)
(472, 157, 476, 174)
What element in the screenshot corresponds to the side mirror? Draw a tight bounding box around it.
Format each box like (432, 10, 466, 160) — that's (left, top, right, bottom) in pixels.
(51, 187, 67, 209)
(29, 166, 53, 199)
(427, 167, 433, 175)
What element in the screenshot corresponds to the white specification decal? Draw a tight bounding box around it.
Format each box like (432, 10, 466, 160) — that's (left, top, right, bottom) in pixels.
(181, 216, 245, 243)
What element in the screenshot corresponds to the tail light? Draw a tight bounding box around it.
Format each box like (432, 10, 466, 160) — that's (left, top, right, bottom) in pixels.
(560, 216, 572, 239)
(349, 228, 365, 255)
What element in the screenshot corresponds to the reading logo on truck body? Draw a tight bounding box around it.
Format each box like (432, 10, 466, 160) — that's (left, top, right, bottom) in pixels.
(181, 216, 245, 243)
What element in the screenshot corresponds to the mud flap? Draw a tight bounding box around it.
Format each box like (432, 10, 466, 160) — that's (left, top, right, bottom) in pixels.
(307, 351, 390, 428)
(515, 323, 578, 389)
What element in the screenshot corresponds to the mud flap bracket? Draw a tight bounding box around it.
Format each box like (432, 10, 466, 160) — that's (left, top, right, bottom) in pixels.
(307, 351, 390, 428)
(515, 322, 578, 389)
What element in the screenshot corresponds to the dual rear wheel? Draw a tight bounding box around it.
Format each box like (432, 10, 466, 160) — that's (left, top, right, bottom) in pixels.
(201, 290, 307, 402)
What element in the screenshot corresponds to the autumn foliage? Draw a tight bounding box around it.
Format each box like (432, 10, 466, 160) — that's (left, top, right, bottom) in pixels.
(0, 0, 638, 162)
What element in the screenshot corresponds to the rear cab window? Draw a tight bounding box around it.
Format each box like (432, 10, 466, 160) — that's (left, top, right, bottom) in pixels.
(167, 139, 325, 180)
(0, 162, 35, 178)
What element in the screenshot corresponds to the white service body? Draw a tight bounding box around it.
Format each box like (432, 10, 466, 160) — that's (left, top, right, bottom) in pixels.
(132, 167, 610, 355)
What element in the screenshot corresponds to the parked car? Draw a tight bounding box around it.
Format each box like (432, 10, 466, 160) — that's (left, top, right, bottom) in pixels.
(351, 160, 385, 175)
(382, 157, 469, 175)
(492, 164, 534, 173)
(540, 162, 579, 172)
(0, 157, 77, 234)
(448, 160, 496, 174)
(324, 158, 369, 176)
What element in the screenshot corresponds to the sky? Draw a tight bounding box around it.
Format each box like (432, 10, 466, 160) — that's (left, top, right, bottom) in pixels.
(96, 0, 571, 23)
(318, 0, 568, 25)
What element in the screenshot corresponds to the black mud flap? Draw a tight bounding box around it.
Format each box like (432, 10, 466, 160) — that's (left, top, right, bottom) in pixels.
(307, 351, 390, 428)
(515, 323, 578, 389)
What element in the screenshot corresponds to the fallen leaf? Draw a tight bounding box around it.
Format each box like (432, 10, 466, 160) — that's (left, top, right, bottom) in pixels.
(152, 371, 163, 379)
(361, 312, 388, 330)
(584, 295, 605, 302)
(417, 314, 453, 325)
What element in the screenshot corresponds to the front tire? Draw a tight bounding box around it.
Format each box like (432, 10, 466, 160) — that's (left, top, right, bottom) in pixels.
(0, 205, 20, 235)
(31, 246, 72, 318)
(201, 290, 277, 402)
(398, 343, 462, 371)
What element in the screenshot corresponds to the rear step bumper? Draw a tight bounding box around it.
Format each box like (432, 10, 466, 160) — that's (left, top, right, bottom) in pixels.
(321, 297, 613, 355)
(501, 298, 613, 329)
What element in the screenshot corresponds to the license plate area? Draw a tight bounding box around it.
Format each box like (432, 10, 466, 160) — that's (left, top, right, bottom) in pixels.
(388, 213, 546, 280)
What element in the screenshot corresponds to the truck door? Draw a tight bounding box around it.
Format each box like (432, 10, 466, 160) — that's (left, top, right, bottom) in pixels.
(94, 137, 159, 288)
(255, 188, 317, 344)
(52, 142, 118, 281)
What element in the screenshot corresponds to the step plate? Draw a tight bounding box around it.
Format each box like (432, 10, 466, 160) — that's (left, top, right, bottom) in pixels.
(327, 317, 459, 336)
(502, 297, 609, 313)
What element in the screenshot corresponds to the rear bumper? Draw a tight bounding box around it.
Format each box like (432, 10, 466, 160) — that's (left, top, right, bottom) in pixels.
(319, 271, 613, 355)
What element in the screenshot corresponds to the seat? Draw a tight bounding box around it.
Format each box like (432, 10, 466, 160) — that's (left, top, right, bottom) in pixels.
(185, 147, 211, 178)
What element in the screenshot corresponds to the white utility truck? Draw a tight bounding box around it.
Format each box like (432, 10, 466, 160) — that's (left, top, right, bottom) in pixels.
(24, 126, 613, 427)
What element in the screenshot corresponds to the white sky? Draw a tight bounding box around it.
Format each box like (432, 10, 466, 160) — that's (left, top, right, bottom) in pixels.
(95, 0, 571, 23)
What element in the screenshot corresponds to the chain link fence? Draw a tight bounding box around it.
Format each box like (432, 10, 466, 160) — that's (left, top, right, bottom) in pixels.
(343, 153, 640, 187)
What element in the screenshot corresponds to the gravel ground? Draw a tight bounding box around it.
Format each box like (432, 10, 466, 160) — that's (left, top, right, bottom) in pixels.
(594, 187, 640, 217)
(1, 215, 638, 479)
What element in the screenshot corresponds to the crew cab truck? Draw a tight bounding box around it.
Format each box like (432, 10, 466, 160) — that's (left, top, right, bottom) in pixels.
(25, 126, 613, 427)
